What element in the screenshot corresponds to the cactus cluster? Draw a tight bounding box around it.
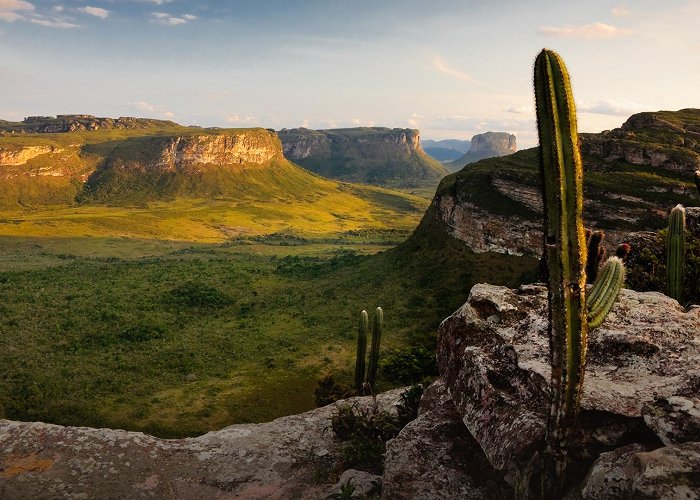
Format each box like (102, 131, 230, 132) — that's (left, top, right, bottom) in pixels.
(354, 307, 383, 394)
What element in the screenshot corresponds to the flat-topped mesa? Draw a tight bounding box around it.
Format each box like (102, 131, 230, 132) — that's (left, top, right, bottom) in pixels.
(0, 115, 179, 134)
(277, 127, 447, 187)
(447, 132, 517, 171)
(149, 131, 282, 171)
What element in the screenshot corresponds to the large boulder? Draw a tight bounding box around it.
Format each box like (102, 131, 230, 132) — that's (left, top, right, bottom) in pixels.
(437, 283, 700, 484)
(0, 390, 405, 499)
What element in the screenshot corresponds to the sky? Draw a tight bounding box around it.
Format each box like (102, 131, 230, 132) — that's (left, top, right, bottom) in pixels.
(1, 0, 698, 148)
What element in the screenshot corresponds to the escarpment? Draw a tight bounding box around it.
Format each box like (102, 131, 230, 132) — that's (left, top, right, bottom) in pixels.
(447, 131, 517, 171)
(414, 109, 700, 257)
(278, 127, 449, 187)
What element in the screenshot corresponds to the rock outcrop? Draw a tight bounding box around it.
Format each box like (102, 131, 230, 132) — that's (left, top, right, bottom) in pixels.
(0, 115, 178, 134)
(436, 282, 700, 494)
(0, 146, 63, 166)
(447, 132, 517, 171)
(417, 109, 700, 256)
(0, 390, 404, 499)
(277, 127, 448, 187)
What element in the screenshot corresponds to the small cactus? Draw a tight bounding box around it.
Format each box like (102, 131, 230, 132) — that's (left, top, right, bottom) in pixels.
(586, 230, 606, 283)
(587, 257, 626, 329)
(695, 170, 700, 198)
(666, 204, 686, 303)
(615, 243, 631, 261)
(354, 310, 369, 393)
(366, 307, 383, 392)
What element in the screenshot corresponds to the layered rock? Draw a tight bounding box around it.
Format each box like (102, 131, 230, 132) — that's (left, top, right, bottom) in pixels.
(0, 115, 177, 134)
(417, 109, 700, 256)
(436, 282, 700, 492)
(277, 127, 448, 186)
(0, 146, 63, 166)
(447, 132, 517, 171)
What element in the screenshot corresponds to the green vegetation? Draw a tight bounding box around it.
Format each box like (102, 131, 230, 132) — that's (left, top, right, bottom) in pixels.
(587, 257, 626, 329)
(354, 310, 369, 393)
(666, 204, 686, 302)
(366, 307, 383, 393)
(0, 223, 536, 437)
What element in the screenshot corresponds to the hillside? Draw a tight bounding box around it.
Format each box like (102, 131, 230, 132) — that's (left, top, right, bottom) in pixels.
(421, 138, 471, 163)
(446, 131, 517, 171)
(415, 109, 700, 256)
(277, 127, 449, 188)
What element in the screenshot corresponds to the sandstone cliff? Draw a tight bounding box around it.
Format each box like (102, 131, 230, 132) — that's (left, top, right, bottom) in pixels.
(447, 131, 517, 172)
(0, 115, 178, 134)
(277, 127, 449, 187)
(416, 109, 700, 256)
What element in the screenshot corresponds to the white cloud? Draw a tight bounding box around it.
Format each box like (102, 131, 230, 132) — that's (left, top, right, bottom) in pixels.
(79, 6, 109, 18)
(29, 17, 79, 28)
(611, 6, 630, 17)
(144, 0, 173, 4)
(151, 11, 194, 25)
(433, 56, 477, 83)
(577, 98, 648, 116)
(130, 101, 156, 112)
(538, 22, 632, 39)
(53, 5, 64, 12)
(226, 114, 258, 124)
(0, 0, 34, 22)
(507, 105, 534, 114)
(127, 101, 175, 118)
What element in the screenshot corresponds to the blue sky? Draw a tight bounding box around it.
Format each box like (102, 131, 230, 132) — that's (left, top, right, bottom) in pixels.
(1, 0, 698, 147)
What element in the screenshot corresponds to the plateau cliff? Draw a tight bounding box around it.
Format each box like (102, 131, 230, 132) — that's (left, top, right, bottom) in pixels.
(414, 109, 700, 256)
(277, 127, 449, 187)
(446, 131, 517, 171)
(0, 114, 178, 134)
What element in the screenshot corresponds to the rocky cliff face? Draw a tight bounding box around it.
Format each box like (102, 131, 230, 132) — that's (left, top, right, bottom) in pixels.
(447, 132, 517, 171)
(277, 127, 448, 187)
(0, 145, 64, 166)
(417, 109, 700, 256)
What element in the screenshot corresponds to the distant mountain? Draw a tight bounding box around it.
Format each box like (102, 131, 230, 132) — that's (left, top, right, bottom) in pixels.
(446, 132, 517, 172)
(421, 139, 471, 163)
(411, 109, 700, 257)
(277, 127, 449, 188)
(0, 116, 424, 213)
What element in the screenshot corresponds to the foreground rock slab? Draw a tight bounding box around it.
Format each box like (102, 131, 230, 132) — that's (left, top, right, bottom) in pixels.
(0, 390, 404, 499)
(437, 283, 700, 479)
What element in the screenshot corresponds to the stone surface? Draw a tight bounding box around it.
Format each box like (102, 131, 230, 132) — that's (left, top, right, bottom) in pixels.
(437, 283, 700, 478)
(382, 380, 511, 499)
(327, 469, 382, 498)
(643, 396, 700, 446)
(0, 390, 404, 499)
(581, 442, 700, 499)
(0, 146, 62, 166)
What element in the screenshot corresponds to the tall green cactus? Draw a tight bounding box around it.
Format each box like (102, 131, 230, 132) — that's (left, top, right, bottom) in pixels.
(366, 307, 383, 392)
(533, 48, 588, 498)
(354, 310, 369, 393)
(666, 204, 686, 303)
(587, 257, 625, 329)
(694, 170, 700, 197)
(585, 230, 605, 284)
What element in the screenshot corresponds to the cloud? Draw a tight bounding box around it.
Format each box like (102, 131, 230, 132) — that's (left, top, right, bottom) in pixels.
(577, 98, 648, 116)
(144, 0, 173, 4)
(433, 56, 477, 83)
(151, 11, 195, 25)
(538, 22, 632, 39)
(507, 105, 534, 114)
(29, 17, 79, 28)
(611, 6, 630, 17)
(0, 0, 34, 22)
(226, 114, 258, 125)
(127, 101, 174, 118)
(78, 6, 109, 18)
(53, 5, 64, 12)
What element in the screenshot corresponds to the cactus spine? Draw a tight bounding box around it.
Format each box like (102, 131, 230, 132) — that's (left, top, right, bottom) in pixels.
(533, 48, 588, 498)
(587, 257, 625, 329)
(366, 307, 383, 392)
(354, 310, 369, 393)
(666, 204, 686, 303)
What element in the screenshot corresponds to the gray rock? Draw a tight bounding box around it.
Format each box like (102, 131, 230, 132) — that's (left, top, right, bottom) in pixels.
(327, 469, 382, 498)
(0, 390, 405, 499)
(437, 283, 700, 480)
(581, 442, 700, 499)
(644, 396, 700, 446)
(382, 380, 511, 499)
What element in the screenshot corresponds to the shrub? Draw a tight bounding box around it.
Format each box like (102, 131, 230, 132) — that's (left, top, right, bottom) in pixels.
(164, 281, 232, 308)
(380, 346, 437, 385)
(314, 374, 354, 407)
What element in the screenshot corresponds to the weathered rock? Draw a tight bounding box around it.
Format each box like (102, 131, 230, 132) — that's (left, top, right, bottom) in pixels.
(643, 396, 700, 446)
(437, 283, 700, 480)
(447, 132, 517, 171)
(382, 380, 511, 499)
(0, 146, 62, 166)
(581, 442, 700, 499)
(0, 390, 404, 499)
(327, 469, 382, 498)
